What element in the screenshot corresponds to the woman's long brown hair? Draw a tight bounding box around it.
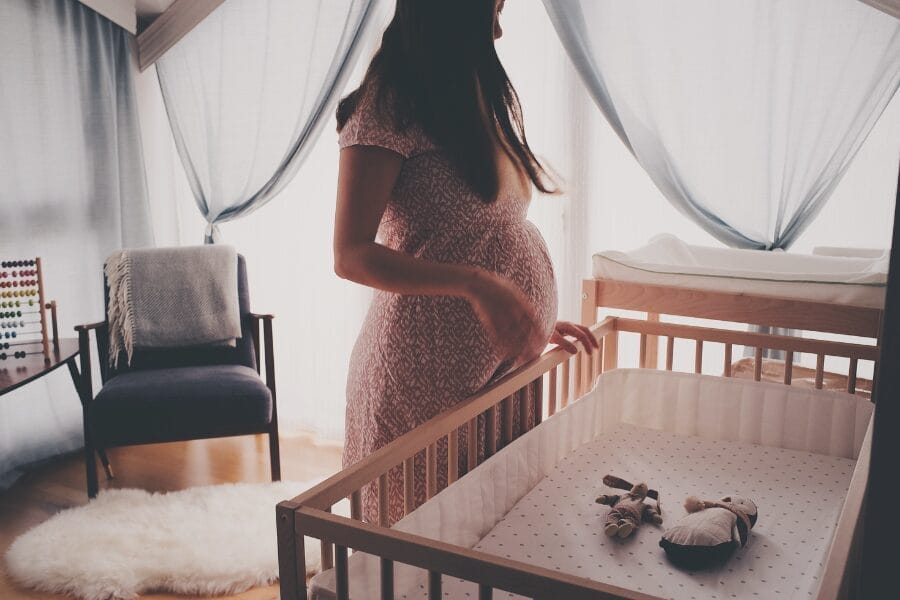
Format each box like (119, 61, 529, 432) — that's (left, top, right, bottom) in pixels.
(337, 0, 557, 200)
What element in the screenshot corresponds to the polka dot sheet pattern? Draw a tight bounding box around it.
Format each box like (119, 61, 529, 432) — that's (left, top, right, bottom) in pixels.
(413, 424, 855, 600)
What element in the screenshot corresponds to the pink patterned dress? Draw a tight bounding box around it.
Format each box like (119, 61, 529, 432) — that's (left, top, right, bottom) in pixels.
(340, 84, 558, 525)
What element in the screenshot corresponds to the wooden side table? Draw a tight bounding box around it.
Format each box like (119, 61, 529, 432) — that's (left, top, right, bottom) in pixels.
(0, 337, 113, 479)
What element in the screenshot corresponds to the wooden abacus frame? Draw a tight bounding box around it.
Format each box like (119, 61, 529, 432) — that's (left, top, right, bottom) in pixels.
(0, 256, 59, 362)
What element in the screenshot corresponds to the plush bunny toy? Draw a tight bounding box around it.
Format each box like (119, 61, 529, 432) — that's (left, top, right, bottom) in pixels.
(659, 495, 758, 569)
(595, 474, 663, 538)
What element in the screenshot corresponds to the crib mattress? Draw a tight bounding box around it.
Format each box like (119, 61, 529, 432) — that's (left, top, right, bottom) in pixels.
(310, 369, 872, 600)
(592, 234, 887, 308)
(431, 423, 855, 599)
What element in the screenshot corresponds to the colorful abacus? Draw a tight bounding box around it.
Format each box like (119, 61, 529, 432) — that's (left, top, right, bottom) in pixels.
(0, 257, 57, 362)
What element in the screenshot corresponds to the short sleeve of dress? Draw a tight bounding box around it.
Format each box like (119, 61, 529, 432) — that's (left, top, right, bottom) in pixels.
(338, 84, 424, 159)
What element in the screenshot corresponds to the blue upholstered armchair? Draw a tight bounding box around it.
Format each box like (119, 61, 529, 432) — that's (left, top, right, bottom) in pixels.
(74, 255, 280, 497)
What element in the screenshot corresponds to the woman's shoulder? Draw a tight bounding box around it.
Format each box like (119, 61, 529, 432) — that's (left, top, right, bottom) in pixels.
(337, 78, 433, 159)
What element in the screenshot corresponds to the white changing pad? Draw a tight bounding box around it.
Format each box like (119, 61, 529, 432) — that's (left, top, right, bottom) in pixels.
(593, 234, 887, 308)
(432, 423, 856, 599)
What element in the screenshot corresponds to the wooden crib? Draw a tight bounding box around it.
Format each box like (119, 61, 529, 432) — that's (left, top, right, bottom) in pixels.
(277, 283, 878, 600)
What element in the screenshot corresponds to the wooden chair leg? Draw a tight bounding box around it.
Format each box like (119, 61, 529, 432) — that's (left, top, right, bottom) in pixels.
(85, 441, 99, 499)
(98, 449, 114, 480)
(269, 428, 281, 481)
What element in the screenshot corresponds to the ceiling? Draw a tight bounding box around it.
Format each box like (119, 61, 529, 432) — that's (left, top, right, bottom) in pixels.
(135, 0, 177, 31)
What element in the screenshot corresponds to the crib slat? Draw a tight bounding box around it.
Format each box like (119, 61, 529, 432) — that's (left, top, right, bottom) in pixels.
(578, 352, 591, 398)
(380, 558, 394, 600)
(815, 354, 826, 389)
(574, 352, 583, 398)
(754, 347, 763, 382)
(665, 336, 674, 371)
(646, 313, 661, 369)
(784, 351, 794, 385)
(518, 387, 530, 434)
(321, 505, 334, 570)
(335, 545, 349, 600)
(532, 378, 543, 426)
(594, 338, 606, 380)
(639, 333, 648, 368)
(378, 473, 389, 526)
(694, 340, 703, 374)
(403, 458, 415, 516)
(603, 331, 618, 371)
(479, 584, 493, 600)
(486, 406, 497, 457)
(548, 366, 558, 416)
(428, 571, 442, 599)
(561, 358, 571, 408)
(320, 543, 333, 571)
(350, 490, 362, 521)
(426, 443, 437, 499)
(448, 429, 459, 484)
(503, 395, 514, 444)
(848, 357, 858, 394)
(467, 418, 477, 471)
(724, 343, 733, 377)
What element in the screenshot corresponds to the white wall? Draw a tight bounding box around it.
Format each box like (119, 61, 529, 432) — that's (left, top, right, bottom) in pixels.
(134, 3, 899, 439)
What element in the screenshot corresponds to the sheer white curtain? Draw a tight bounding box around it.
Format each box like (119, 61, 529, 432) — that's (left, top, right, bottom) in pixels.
(0, 0, 153, 486)
(156, 0, 379, 243)
(543, 0, 900, 250)
(139, 1, 900, 439)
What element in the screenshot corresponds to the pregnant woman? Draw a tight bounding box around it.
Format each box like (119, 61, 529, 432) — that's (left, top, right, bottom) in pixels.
(334, 0, 597, 524)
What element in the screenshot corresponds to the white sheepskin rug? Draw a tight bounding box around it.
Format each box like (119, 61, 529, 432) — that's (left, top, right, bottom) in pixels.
(5, 480, 348, 600)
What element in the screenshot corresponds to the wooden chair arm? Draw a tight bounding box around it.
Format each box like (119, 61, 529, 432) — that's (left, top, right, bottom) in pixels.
(75, 321, 107, 332)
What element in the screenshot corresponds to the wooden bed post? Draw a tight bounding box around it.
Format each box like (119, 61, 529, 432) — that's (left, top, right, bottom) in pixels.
(277, 501, 303, 600)
(581, 279, 597, 326)
(859, 166, 900, 599)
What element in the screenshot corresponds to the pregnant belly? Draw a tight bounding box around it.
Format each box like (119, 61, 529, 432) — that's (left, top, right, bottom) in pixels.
(409, 220, 558, 350)
(350, 221, 557, 417)
(400, 221, 557, 352)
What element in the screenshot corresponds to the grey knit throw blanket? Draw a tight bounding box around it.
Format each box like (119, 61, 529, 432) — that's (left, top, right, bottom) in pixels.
(105, 246, 241, 367)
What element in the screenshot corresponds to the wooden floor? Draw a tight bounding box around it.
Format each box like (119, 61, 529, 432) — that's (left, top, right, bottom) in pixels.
(0, 433, 343, 600)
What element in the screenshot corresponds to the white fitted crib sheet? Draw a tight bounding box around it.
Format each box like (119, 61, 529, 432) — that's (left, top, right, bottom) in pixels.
(309, 370, 872, 600)
(430, 423, 856, 599)
(592, 234, 887, 308)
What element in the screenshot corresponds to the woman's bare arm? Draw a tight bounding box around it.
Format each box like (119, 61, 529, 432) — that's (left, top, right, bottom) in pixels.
(333, 145, 488, 297)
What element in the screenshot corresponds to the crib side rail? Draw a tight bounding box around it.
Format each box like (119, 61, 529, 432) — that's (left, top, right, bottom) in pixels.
(291, 505, 658, 600)
(287, 317, 616, 512)
(614, 317, 879, 393)
(582, 277, 883, 338)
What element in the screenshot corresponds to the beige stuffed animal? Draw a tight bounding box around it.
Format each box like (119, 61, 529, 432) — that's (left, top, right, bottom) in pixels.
(595, 474, 663, 538)
(659, 494, 759, 568)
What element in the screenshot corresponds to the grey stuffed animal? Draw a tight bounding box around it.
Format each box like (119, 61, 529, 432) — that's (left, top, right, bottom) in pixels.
(595, 474, 663, 538)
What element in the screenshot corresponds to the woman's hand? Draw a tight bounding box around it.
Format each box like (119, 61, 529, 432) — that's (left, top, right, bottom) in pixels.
(549, 320, 599, 355)
(467, 271, 547, 366)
